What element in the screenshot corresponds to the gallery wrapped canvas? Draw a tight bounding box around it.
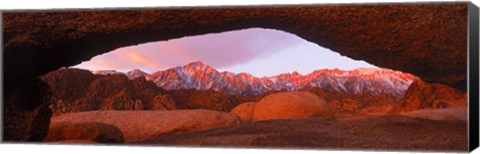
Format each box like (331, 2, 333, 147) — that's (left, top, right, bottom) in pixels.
(1, 1, 479, 153)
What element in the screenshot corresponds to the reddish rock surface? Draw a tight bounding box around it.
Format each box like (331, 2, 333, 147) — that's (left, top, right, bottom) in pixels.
(50, 110, 241, 142)
(389, 79, 467, 114)
(45, 122, 125, 143)
(252, 91, 333, 121)
(229, 102, 256, 122)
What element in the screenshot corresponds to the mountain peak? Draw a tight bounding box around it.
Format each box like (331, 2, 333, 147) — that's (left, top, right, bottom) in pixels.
(183, 61, 217, 72)
(129, 68, 146, 73)
(291, 71, 300, 76)
(188, 61, 206, 67)
(126, 69, 148, 79)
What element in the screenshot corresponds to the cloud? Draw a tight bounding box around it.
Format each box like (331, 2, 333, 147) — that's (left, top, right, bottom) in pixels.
(73, 28, 305, 73)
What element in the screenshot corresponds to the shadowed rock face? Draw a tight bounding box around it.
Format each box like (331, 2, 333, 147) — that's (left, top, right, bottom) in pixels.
(3, 79, 53, 141)
(2, 3, 468, 141)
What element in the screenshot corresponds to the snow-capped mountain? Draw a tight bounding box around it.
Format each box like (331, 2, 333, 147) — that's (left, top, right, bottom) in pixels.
(101, 61, 417, 98)
(126, 69, 150, 80)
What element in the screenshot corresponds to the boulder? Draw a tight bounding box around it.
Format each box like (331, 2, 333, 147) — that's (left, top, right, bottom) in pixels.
(50, 109, 241, 142)
(45, 122, 125, 143)
(252, 91, 333, 121)
(230, 102, 255, 122)
(389, 79, 467, 114)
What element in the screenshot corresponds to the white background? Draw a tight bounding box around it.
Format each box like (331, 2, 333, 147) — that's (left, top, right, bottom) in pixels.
(0, 0, 479, 154)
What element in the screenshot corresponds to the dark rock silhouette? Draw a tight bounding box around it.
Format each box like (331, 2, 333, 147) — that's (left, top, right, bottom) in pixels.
(3, 79, 52, 141)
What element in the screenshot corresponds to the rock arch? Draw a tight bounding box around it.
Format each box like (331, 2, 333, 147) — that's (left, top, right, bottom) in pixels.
(2, 3, 468, 141)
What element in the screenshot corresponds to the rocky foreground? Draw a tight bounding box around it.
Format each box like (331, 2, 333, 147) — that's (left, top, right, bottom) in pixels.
(136, 116, 467, 151)
(45, 91, 468, 152)
(47, 109, 468, 151)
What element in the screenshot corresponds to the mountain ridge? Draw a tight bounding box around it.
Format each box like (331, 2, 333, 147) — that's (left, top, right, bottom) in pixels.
(90, 61, 417, 98)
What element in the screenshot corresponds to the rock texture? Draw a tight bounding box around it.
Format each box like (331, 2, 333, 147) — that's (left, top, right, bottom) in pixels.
(45, 122, 125, 143)
(389, 79, 467, 114)
(50, 110, 241, 142)
(40, 68, 177, 115)
(229, 102, 256, 122)
(3, 79, 53, 141)
(252, 91, 333, 121)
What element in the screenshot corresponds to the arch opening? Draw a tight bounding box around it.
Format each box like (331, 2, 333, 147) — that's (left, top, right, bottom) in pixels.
(40, 28, 424, 115)
(61, 28, 420, 99)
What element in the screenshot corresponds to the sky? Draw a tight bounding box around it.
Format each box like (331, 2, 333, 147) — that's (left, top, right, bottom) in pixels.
(73, 28, 377, 77)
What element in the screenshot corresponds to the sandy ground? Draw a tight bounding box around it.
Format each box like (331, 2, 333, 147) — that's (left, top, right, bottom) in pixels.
(134, 115, 468, 152)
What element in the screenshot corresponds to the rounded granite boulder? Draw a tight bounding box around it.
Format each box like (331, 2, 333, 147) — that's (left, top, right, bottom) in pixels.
(252, 91, 333, 121)
(229, 102, 256, 122)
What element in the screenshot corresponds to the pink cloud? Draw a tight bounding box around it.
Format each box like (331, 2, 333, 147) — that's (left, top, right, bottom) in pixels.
(73, 28, 306, 73)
